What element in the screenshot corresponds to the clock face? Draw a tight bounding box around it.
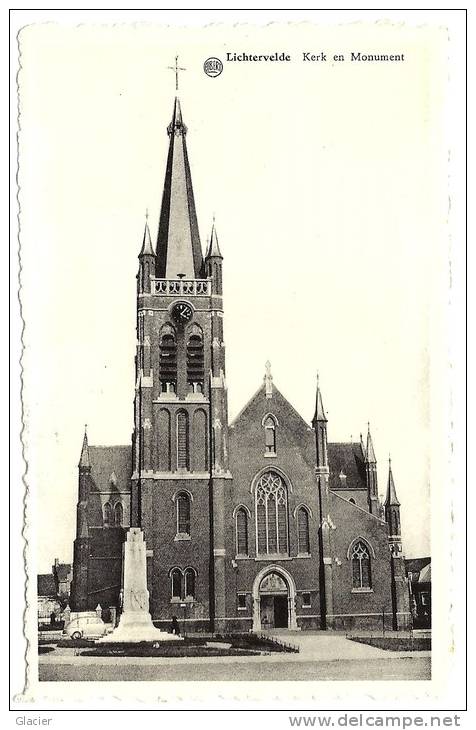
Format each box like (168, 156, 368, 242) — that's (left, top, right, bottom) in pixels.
(172, 302, 193, 324)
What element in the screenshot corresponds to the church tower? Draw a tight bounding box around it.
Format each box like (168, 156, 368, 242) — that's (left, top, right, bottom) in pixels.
(131, 96, 230, 630)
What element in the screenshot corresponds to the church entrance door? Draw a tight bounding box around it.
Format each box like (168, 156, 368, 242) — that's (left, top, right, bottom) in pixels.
(258, 572, 289, 630)
(259, 594, 288, 629)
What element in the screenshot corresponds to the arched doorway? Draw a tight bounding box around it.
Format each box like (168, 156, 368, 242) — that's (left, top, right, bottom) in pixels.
(252, 566, 297, 631)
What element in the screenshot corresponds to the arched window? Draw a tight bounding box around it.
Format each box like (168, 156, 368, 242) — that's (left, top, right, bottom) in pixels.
(186, 325, 204, 393)
(103, 502, 113, 527)
(159, 325, 177, 393)
(176, 411, 189, 469)
(297, 507, 310, 555)
(176, 491, 191, 536)
(171, 568, 182, 599)
(264, 416, 277, 454)
(184, 568, 196, 599)
(351, 540, 372, 589)
(255, 472, 288, 555)
(114, 502, 123, 527)
(236, 507, 249, 556)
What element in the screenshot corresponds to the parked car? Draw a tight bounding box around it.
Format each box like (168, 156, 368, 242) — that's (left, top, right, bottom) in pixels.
(64, 615, 108, 640)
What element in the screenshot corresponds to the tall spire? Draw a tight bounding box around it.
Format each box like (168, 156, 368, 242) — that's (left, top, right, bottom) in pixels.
(385, 457, 400, 506)
(366, 422, 376, 463)
(313, 373, 327, 423)
(156, 97, 204, 279)
(79, 426, 90, 469)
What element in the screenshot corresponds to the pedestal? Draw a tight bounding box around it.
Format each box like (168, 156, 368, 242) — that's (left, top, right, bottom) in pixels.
(97, 528, 180, 643)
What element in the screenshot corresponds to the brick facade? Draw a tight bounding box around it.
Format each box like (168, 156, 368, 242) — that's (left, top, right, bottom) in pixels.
(70, 95, 411, 632)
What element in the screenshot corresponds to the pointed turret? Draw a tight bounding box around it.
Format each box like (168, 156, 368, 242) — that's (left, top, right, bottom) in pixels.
(365, 423, 379, 516)
(156, 97, 204, 279)
(140, 219, 155, 257)
(206, 222, 222, 259)
(79, 426, 90, 469)
(385, 458, 400, 507)
(366, 423, 376, 463)
(384, 457, 408, 629)
(205, 220, 223, 295)
(72, 426, 91, 610)
(360, 433, 366, 459)
(138, 216, 155, 294)
(312, 373, 327, 424)
(312, 374, 328, 469)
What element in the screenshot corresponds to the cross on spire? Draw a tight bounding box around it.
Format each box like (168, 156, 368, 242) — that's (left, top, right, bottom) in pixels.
(168, 55, 186, 92)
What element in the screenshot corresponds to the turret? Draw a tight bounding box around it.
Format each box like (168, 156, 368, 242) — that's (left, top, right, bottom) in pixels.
(385, 457, 401, 546)
(384, 458, 410, 629)
(205, 221, 223, 295)
(137, 217, 155, 295)
(365, 423, 379, 516)
(312, 374, 328, 469)
(71, 427, 92, 610)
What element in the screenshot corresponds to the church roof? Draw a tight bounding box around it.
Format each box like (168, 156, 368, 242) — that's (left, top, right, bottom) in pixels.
(405, 557, 431, 583)
(328, 442, 367, 491)
(156, 97, 204, 279)
(88, 446, 132, 493)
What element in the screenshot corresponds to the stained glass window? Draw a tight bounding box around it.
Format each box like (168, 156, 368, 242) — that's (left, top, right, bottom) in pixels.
(351, 540, 372, 589)
(255, 472, 288, 555)
(236, 508, 249, 556)
(297, 507, 310, 554)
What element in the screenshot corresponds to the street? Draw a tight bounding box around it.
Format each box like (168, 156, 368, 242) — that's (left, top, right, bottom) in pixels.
(38, 632, 431, 682)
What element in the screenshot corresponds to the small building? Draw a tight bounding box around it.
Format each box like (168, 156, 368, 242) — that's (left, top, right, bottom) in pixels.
(37, 574, 60, 626)
(52, 559, 72, 601)
(405, 557, 431, 628)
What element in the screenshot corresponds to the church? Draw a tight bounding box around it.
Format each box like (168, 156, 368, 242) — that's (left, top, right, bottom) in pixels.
(71, 92, 411, 633)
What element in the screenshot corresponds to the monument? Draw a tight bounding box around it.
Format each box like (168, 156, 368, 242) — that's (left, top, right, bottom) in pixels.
(97, 528, 180, 642)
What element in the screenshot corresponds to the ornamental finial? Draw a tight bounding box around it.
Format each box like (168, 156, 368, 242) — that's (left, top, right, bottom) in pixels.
(264, 361, 273, 398)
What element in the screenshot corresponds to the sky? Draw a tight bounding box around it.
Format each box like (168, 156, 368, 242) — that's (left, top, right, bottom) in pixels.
(17, 20, 450, 573)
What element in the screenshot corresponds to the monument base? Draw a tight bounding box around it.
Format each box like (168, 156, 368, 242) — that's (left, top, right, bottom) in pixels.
(96, 528, 183, 643)
(97, 613, 180, 643)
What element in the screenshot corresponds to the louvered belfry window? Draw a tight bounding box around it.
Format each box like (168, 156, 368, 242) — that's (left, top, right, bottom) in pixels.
(236, 508, 249, 556)
(176, 492, 191, 535)
(186, 328, 204, 393)
(297, 507, 310, 554)
(159, 327, 177, 393)
(176, 411, 189, 469)
(255, 472, 288, 555)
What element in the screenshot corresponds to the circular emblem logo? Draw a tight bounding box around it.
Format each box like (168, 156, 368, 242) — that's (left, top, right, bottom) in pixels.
(203, 57, 223, 78)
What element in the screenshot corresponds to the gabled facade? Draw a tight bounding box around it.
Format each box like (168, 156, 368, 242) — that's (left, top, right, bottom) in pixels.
(71, 94, 411, 632)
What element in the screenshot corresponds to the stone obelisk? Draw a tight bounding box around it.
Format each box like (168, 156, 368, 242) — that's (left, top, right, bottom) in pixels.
(97, 528, 180, 642)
